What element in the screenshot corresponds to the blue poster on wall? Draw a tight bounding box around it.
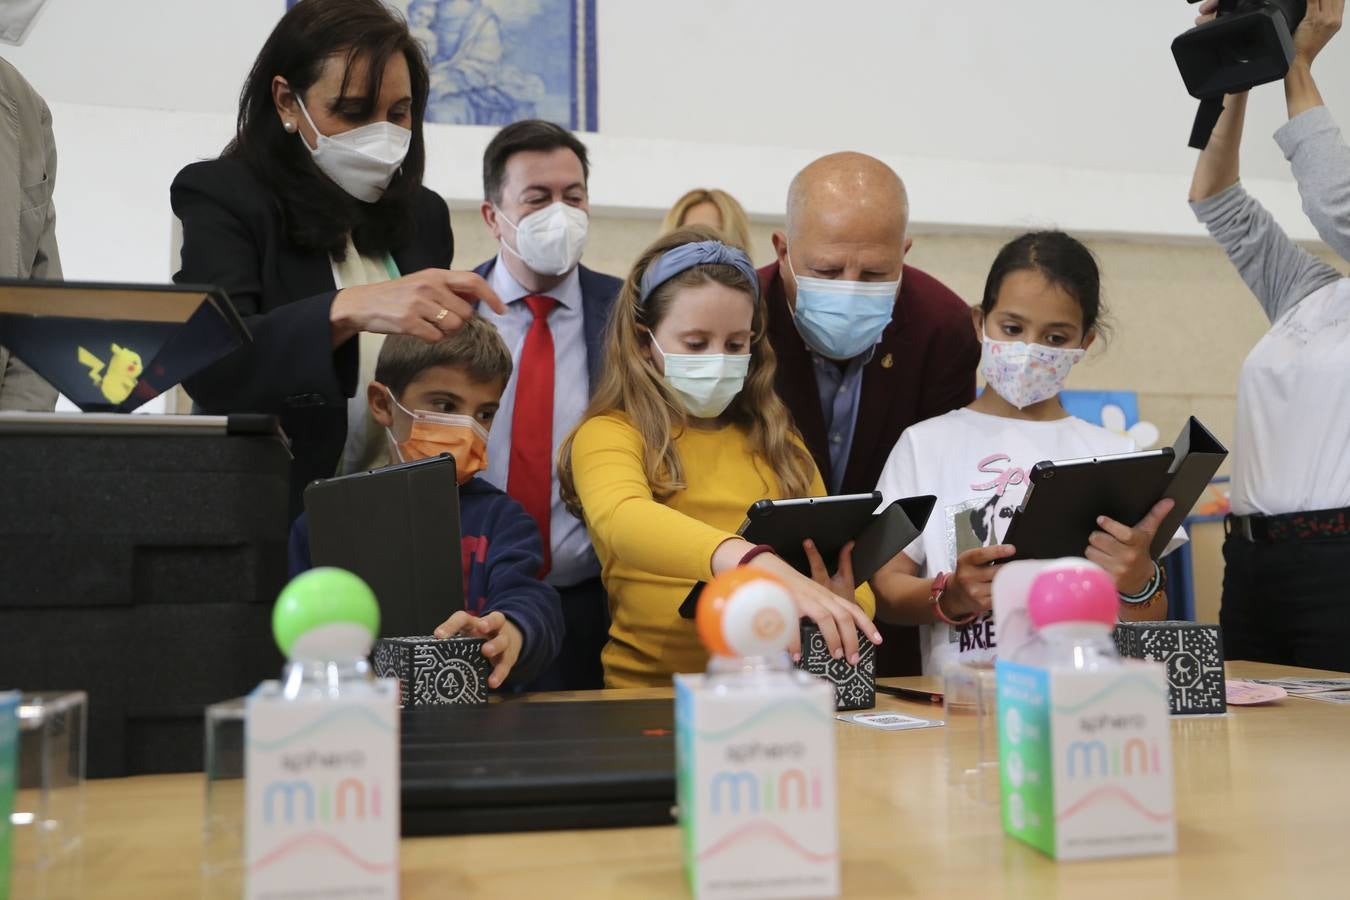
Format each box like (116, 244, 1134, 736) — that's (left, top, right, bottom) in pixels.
(286, 0, 597, 131)
(1059, 389, 1161, 448)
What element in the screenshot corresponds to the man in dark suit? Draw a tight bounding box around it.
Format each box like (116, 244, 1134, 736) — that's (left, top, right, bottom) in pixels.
(473, 120, 621, 689)
(761, 151, 980, 676)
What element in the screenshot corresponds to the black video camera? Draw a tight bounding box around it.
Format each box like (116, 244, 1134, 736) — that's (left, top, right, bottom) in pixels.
(1172, 1, 1307, 148)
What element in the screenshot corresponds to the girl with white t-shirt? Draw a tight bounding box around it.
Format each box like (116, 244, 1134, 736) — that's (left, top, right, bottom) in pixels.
(870, 231, 1172, 676)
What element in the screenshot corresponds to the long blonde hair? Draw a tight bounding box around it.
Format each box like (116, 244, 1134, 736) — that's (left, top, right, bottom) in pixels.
(559, 226, 815, 517)
(660, 188, 754, 256)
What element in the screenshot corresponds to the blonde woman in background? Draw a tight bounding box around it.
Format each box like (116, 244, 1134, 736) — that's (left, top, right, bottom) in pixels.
(661, 188, 754, 256)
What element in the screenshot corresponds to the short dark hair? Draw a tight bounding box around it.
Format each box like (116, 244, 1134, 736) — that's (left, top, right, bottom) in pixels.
(981, 230, 1111, 338)
(374, 317, 513, 397)
(224, 0, 430, 259)
(482, 119, 590, 204)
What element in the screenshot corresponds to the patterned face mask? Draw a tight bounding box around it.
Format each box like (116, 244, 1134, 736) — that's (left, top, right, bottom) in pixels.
(979, 328, 1085, 409)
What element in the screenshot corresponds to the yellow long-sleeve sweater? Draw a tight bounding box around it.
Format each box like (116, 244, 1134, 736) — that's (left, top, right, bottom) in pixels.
(570, 412, 876, 687)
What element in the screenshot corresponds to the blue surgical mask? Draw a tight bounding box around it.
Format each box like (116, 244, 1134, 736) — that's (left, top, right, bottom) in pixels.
(650, 336, 750, 419)
(787, 255, 899, 360)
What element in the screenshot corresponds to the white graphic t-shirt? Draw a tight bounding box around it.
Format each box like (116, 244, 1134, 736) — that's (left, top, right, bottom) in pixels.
(875, 408, 1184, 676)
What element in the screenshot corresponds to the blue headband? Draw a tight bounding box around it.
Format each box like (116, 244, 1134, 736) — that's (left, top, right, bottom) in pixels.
(638, 240, 760, 305)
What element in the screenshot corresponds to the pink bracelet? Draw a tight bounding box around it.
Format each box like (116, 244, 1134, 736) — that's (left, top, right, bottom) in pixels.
(931, 572, 977, 627)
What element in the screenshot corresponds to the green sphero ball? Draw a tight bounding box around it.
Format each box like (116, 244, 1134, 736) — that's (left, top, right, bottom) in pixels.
(273, 567, 380, 661)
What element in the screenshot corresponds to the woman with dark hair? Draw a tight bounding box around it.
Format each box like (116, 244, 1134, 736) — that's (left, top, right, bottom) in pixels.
(172, 0, 504, 509)
(869, 231, 1182, 675)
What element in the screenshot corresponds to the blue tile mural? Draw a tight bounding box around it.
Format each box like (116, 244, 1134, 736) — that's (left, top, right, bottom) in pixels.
(287, 0, 597, 130)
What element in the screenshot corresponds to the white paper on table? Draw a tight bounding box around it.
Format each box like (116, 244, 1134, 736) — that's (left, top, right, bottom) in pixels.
(1252, 678, 1350, 696)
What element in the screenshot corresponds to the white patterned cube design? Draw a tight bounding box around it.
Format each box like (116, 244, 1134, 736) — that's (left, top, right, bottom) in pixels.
(371, 636, 491, 707)
(1114, 622, 1226, 715)
(795, 624, 876, 711)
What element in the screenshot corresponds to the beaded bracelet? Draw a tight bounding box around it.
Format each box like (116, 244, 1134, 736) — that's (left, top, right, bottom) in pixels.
(1119, 560, 1163, 605)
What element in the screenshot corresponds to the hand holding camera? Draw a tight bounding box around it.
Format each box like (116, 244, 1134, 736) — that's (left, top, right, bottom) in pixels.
(1291, 0, 1344, 68)
(1172, 0, 1330, 147)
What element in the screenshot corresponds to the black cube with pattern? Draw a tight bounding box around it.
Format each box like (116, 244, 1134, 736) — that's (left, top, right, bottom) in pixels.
(794, 623, 876, 711)
(372, 636, 491, 707)
(1114, 622, 1226, 715)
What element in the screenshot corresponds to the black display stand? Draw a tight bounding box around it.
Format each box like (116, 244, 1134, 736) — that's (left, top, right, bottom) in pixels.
(0, 412, 291, 777)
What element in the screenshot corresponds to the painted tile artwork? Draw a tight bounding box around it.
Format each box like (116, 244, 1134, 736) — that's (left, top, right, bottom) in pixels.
(288, 0, 597, 130)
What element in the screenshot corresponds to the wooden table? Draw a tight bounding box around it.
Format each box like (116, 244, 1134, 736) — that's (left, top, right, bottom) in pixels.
(29, 661, 1350, 898)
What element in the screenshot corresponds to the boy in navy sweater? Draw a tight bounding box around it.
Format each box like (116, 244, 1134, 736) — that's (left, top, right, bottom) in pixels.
(289, 317, 563, 689)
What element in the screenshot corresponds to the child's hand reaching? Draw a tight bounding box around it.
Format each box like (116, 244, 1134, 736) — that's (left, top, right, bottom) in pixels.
(434, 611, 524, 689)
(802, 539, 855, 602)
(711, 538, 881, 665)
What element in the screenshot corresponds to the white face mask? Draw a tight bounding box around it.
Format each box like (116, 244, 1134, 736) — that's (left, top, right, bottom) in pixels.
(496, 201, 589, 277)
(650, 335, 751, 419)
(979, 327, 1085, 409)
(295, 94, 411, 203)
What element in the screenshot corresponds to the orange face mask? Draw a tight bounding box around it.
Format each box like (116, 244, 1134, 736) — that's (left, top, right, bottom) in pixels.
(387, 392, 489, 484)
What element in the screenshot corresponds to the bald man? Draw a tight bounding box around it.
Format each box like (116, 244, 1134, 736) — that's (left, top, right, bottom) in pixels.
(762, 152, 978, 675)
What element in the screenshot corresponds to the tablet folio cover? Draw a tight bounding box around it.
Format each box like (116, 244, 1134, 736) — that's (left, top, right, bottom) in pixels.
(305, 456, 465, 638)
(677, 495, 935, 619)
(1149, 417, 1228, 559)
(1004, 416, 1227, 563)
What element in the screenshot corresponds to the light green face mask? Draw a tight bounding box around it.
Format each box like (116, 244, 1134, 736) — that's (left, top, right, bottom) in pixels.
(650, 336, 751, 419)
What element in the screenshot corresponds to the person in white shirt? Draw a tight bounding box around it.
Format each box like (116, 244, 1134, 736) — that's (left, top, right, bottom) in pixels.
(1188, 0, 1350, 671)
(869, 231, 1174, 676)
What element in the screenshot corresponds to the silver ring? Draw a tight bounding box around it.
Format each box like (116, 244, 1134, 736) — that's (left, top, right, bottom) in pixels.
(434, 308, 449, 323)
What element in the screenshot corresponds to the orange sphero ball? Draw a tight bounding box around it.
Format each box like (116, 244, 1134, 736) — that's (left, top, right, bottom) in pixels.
(696, 567, 796, 658)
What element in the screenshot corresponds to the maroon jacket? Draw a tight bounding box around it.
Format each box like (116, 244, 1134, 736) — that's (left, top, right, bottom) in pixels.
(761, 260, 980, 674)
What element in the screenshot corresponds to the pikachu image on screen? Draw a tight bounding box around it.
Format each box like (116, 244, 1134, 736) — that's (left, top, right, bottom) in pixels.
(77, 343, 144, 404)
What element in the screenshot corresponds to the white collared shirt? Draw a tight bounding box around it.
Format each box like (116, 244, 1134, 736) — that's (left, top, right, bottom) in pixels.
(477, 255, 597, 587)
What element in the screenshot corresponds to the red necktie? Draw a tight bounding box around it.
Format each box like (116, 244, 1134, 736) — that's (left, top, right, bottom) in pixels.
(508, 294, 557, 575)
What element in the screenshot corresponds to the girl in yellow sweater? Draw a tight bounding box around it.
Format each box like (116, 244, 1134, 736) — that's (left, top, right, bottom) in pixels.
(559, 227, 880, 687)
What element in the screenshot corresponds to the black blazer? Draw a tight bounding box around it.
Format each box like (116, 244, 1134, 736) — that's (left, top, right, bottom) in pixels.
(171, 158, 453, 512)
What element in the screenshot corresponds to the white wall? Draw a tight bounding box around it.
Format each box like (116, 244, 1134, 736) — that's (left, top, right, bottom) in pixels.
(7, 0, 1347, 285)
